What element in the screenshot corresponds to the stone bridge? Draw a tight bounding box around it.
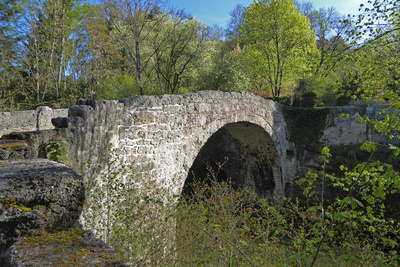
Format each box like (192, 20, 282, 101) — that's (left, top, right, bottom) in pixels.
(2, 91, 296, 201)
(35, 91, 296, 201)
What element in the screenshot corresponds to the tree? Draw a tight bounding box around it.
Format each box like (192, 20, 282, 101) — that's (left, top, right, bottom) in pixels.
(0, 0, 22, 66)
(149, 16, 211, 94)
(195, 44, 250, 93)
(239, 0, 319, 97)
(72, 3, 125, 99)
(104, 0, 212, 95)
(103, 0, 168, 95)
(0, 0, 23, 110)
(226, 4, 244, 42)
(21, 0, 82, 106)
(299, 3, 352, 77)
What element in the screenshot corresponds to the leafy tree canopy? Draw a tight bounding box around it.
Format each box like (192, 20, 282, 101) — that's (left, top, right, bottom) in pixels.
(239, 0, 319, 97)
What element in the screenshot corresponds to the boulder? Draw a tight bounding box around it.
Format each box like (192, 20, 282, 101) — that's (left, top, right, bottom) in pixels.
(0, 159, 85, 247)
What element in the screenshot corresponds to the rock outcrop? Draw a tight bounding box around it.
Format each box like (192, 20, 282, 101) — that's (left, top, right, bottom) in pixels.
(0, 159, 85, 247)
(0, 158, 126, 266)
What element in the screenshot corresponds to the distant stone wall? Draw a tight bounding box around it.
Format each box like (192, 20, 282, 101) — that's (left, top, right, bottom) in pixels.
(0, 107, 67, 138)
(321, 105, 393, 146)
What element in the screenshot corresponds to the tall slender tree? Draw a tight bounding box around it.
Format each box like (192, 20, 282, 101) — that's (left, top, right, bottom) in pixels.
(21, 0, 82, 106)
(0, 0, 23, 110)
(149, 16, 211, 94)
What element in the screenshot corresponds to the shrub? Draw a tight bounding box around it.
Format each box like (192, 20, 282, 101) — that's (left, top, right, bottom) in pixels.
(301, 91, 317, 108)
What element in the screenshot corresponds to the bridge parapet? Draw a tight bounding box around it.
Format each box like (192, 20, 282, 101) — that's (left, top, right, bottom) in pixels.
(0, 91, 296, 241)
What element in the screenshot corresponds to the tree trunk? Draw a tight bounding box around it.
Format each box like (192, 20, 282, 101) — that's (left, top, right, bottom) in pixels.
(56, 4, 66, 102)
(135, 40, 144, 95)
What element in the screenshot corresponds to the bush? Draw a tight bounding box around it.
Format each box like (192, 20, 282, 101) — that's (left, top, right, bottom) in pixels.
(176, 163, 400, 266)
(301, 91, 317, 108)
(81, 142, 400, 266)
(266, 96, 292, 105)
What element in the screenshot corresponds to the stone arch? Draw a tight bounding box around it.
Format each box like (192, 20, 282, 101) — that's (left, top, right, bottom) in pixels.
(63, 91, 293, 204)
(182, 121, 283, 200)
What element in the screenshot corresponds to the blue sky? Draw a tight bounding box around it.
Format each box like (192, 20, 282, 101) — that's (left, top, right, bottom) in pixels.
(167, 0, 366, 27)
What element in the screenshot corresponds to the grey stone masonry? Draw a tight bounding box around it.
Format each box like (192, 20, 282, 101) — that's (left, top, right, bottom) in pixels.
(0, 107, 67, 138)
(62, 91, 294, 201)
(320, 105, 397, 146)
(0, 91, 296, 241)
(0, 159, 85, 247)
(113, 91, 294, 199)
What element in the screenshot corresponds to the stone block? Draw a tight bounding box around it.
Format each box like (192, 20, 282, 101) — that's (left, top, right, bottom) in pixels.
(51, 117, 68, 128)
(0, 141, 33, 160)
(0, 159, 85, 247)
(2, 228, 126, 267)
(36, 106, 53, 131)
(132, 111, 155, 124)
(68, 105, 94, 121)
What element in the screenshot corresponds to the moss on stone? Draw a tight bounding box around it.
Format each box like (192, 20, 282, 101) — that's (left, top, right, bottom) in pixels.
(1, 199, 32, 212)
(13, 228, 125, 266)
(282, 106, 332, 152)
(0, 141, 25, 149)
(0, 198, 47, 212)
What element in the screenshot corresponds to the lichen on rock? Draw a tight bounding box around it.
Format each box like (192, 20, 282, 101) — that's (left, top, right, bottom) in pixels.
(4, 228, 126, 267)
(0, 159, 85, 247)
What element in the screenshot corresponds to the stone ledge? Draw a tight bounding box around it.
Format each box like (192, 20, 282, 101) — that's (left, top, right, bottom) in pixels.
(0, 159, 85, 247)
(0, 107, 68, 138)
(0, 141, 34, 160)
(3, 228, 126, 267)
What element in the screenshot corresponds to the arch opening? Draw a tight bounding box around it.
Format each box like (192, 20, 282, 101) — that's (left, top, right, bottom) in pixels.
(183, 122, 282, 199)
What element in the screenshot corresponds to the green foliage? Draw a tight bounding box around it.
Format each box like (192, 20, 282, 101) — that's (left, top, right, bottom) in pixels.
(41, 139, 70, 166)
(176, 159, 400, 266)
(97, 74, 139, 100)
(194, 44, 250, 93)
(177, 178, 284, 266)
(301, 91, 317, 108)
(240, 0, 319, 97)
(148, 15, 212, 95)
(295, 146, 400, 266)
(82, 150, 177, 265)
(282, 106, 332, 151)
(341, 0, 399, 98)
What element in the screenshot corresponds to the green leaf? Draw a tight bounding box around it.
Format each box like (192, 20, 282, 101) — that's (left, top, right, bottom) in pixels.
(242, 225, 251, 232)
(239, 240, 249, 247)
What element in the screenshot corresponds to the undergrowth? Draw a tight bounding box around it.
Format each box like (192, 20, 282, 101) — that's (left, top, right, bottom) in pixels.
(82, 149, 400, 266)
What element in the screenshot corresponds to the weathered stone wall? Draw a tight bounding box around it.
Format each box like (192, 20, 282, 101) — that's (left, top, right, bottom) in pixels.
(114, 91, 294, 199)
(320, 106, 392, 146)
(61, 91, 294, 199)
(0, 91, 296, 241)
(0, 106, 67, 138)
